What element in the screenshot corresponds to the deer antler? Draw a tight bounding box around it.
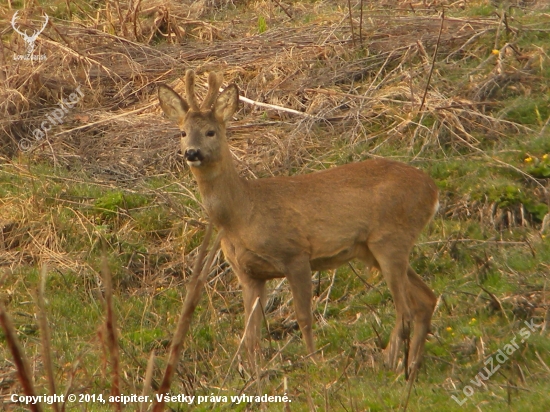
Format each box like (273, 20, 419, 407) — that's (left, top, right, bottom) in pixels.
(185, 70, 200, 112)
(200, 72, 222, 110)
(184, 70, 223, 111)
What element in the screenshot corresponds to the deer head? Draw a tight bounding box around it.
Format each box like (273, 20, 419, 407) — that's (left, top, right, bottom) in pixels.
(11, 11, 49, 56)
(158, 71, 239, 170)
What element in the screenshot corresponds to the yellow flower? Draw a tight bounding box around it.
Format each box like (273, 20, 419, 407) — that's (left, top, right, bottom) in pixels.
(525, 157, 533, 163)
(543, 154, 548, 160)
(492, 49, 500, 55)
(446, 326, 453, 332)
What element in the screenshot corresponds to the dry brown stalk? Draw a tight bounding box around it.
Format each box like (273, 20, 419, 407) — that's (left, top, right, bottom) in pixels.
(141, 351, 156, 412)
(272, 0, 292, 19)
(113, 0, 128, 37)
(419, 10, 445, 113)
(0, 301, 42, 412)
(37, 265, 60, 412)
(54, 102, 157, 137)
(101, 255, 122, 412)
(535, 351, 550, 373)
(479, 285, 510, 324)
(221, 297, 261, 388)
(283, 376, 291, 412)
(400, 375, 415, 412)
(60, 358, 80, 412)
(359, 0, 363, 47)
(153, 223, 221, 412)
(347, 0, 356, 47)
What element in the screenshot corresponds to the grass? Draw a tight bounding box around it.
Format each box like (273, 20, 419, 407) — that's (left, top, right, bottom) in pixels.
(1, 0, 550, 411)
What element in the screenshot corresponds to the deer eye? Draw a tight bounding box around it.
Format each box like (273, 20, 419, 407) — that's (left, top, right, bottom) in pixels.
(180, 131, 187, 138)
(206, 130, 215, 137)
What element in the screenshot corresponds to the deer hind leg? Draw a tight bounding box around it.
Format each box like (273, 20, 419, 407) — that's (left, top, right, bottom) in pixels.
(406, 265, 437, 379)
(241, 277, 267, 367)
(369, 244, 413, 370)
(286, 261, 315, 356)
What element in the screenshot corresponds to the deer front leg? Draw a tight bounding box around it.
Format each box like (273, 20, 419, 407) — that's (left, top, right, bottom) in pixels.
(286, 260, 315, 356)
(240, 277, 267, 366)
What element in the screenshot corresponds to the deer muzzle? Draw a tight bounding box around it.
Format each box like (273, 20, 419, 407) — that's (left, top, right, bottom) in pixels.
(184, 148, 204, 167)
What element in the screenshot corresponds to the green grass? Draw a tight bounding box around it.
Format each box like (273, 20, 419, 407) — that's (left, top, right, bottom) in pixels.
(4, 154, 548, 410)
(2, 0, 550, 411)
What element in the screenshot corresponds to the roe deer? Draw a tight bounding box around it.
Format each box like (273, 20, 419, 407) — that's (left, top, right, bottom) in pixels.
(158, 71, 439, 378)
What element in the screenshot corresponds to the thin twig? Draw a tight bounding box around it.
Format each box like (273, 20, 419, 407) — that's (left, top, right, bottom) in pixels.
(347, 262, 384, 297)
(221, 297, 261, 388)
(347, 0, 356, 47)
(101, 255, 122, 411)
(53, 103, 156, 137)
(535, 351, 550, 373)
(0, 303, 42, 412)
(419, 9, 445, 112)
(359, 0, 364, 47)
(322, 269, 337, 317)
(37, 266, 60, 412)
(141, 351, 156, 412)
(479, 284, 510, 323)
(400, 374, 415, 412)
(273, 0, 292, 19)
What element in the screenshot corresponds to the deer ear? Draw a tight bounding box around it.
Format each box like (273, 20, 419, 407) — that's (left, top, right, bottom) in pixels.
(213, 84, 239, 123)
(158, 84, 189, 122)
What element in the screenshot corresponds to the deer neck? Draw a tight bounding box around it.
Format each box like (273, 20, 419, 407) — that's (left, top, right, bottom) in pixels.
(191, 146, 249, 228)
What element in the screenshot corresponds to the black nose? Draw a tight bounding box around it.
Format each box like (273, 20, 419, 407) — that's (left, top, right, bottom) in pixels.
(184, 149, 204, 162)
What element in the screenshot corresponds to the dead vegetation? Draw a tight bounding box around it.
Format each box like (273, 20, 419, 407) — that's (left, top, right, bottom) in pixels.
(1, 1, 547, 252)
(1, 0, 549, 410)
(1, 2, 546, 173)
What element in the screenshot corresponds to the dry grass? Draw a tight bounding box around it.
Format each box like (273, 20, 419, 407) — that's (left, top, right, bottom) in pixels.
(1, 1, 550, 411)
(2, 2, 544, 174)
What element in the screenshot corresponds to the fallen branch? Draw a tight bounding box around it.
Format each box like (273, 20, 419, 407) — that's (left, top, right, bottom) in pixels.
(239, 94, 317, 118)
(218, 88, 318, 119)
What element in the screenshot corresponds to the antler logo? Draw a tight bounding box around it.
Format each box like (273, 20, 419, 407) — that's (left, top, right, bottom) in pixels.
(11, 11, 49, 61)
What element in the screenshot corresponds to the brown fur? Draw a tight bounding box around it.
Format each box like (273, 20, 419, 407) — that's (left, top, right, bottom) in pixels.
(158, 71, 439, 377)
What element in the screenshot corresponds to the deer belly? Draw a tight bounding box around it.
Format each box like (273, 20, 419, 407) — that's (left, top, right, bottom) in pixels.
(237, 249, 287, 280)
(310, 248, 356, 271)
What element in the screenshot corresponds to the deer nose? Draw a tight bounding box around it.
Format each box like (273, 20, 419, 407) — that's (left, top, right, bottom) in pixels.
(184, 148, 204, 162)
